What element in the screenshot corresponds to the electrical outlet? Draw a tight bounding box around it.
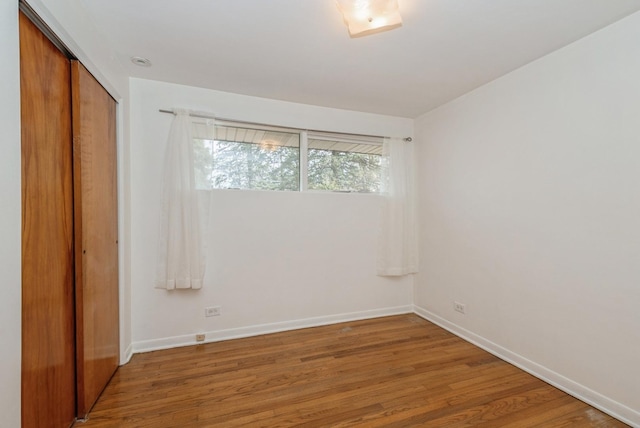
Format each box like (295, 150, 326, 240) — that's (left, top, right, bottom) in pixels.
(205, 306, 221, 317)
(195, 333, 205, 342)
(454, 301, 466, 314)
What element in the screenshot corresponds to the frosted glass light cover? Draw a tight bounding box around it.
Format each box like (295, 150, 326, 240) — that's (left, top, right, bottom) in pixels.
(336, 0, 402, 37)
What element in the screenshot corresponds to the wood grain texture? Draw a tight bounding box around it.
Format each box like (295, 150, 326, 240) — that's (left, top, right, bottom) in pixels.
(20, 11, 77, 428)
(75, 315, 627, 427)
(71, 61, 120, 418)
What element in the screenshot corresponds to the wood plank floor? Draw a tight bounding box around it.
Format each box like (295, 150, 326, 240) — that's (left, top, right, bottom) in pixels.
(75, 315, 628, 427)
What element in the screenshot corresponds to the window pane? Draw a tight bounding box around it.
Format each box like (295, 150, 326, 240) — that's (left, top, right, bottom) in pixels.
(307, 138, 382, 193)
(194, 125, 300, 191)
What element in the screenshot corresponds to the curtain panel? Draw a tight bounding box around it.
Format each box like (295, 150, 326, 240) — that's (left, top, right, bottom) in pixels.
(156, 110, 206, 289)
(377, 137, 418, 276)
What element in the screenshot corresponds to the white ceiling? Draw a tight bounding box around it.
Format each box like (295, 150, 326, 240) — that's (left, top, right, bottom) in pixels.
(80, 0, 640, 118)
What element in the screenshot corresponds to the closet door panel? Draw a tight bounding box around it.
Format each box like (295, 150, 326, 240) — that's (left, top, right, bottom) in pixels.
(20, 11, 77, 428)
(71, 61, 120, 417)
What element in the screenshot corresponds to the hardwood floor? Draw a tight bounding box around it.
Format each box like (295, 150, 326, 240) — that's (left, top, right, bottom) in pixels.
(75, 315, 627, 427)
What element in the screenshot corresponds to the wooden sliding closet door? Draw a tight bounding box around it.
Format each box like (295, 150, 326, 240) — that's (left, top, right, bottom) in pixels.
(71, 61, 120, 417)
(20, 11, 76, 428)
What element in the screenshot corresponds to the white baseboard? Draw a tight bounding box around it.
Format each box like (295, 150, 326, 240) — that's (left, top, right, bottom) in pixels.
(120, 343, 133, 365)
(132, 305, 413, 355)
(413, 305, 640, 428)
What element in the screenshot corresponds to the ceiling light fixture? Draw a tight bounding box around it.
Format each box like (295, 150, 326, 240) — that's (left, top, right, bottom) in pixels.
(259, 139, 279, 152)
(131, 56, 152, 67)
(336, 0, 402, 38)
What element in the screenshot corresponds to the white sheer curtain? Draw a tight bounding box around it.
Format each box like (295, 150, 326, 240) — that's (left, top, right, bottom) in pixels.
(377, 137, 418, 276)
(156, 110, 206, 290)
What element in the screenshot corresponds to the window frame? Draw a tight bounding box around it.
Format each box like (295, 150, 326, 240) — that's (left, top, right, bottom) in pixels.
(192, 118, 384, 194)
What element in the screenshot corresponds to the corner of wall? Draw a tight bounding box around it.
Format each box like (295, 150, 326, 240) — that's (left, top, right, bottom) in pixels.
(0, 2, 23, 427)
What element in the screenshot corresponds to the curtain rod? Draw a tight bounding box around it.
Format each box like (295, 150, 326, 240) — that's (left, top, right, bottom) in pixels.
(158, 109, 412, 142)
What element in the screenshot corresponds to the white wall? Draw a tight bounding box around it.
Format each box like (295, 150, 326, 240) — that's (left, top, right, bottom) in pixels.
(130, 79, 414, 350)
(414, 11, 640, 425)
(0, 1, 22, 426)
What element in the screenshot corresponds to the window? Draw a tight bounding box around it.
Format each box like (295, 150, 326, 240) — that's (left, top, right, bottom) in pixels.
(194, 123, 300, 191)
(307, 134, 382, 193)
(192, 120, 382, 193)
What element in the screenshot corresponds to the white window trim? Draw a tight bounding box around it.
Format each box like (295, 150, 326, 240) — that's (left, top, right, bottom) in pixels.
(300, 131, 309, 192)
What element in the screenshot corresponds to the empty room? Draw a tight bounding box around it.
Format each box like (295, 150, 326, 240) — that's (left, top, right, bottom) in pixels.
(2, 0, 639, 426)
